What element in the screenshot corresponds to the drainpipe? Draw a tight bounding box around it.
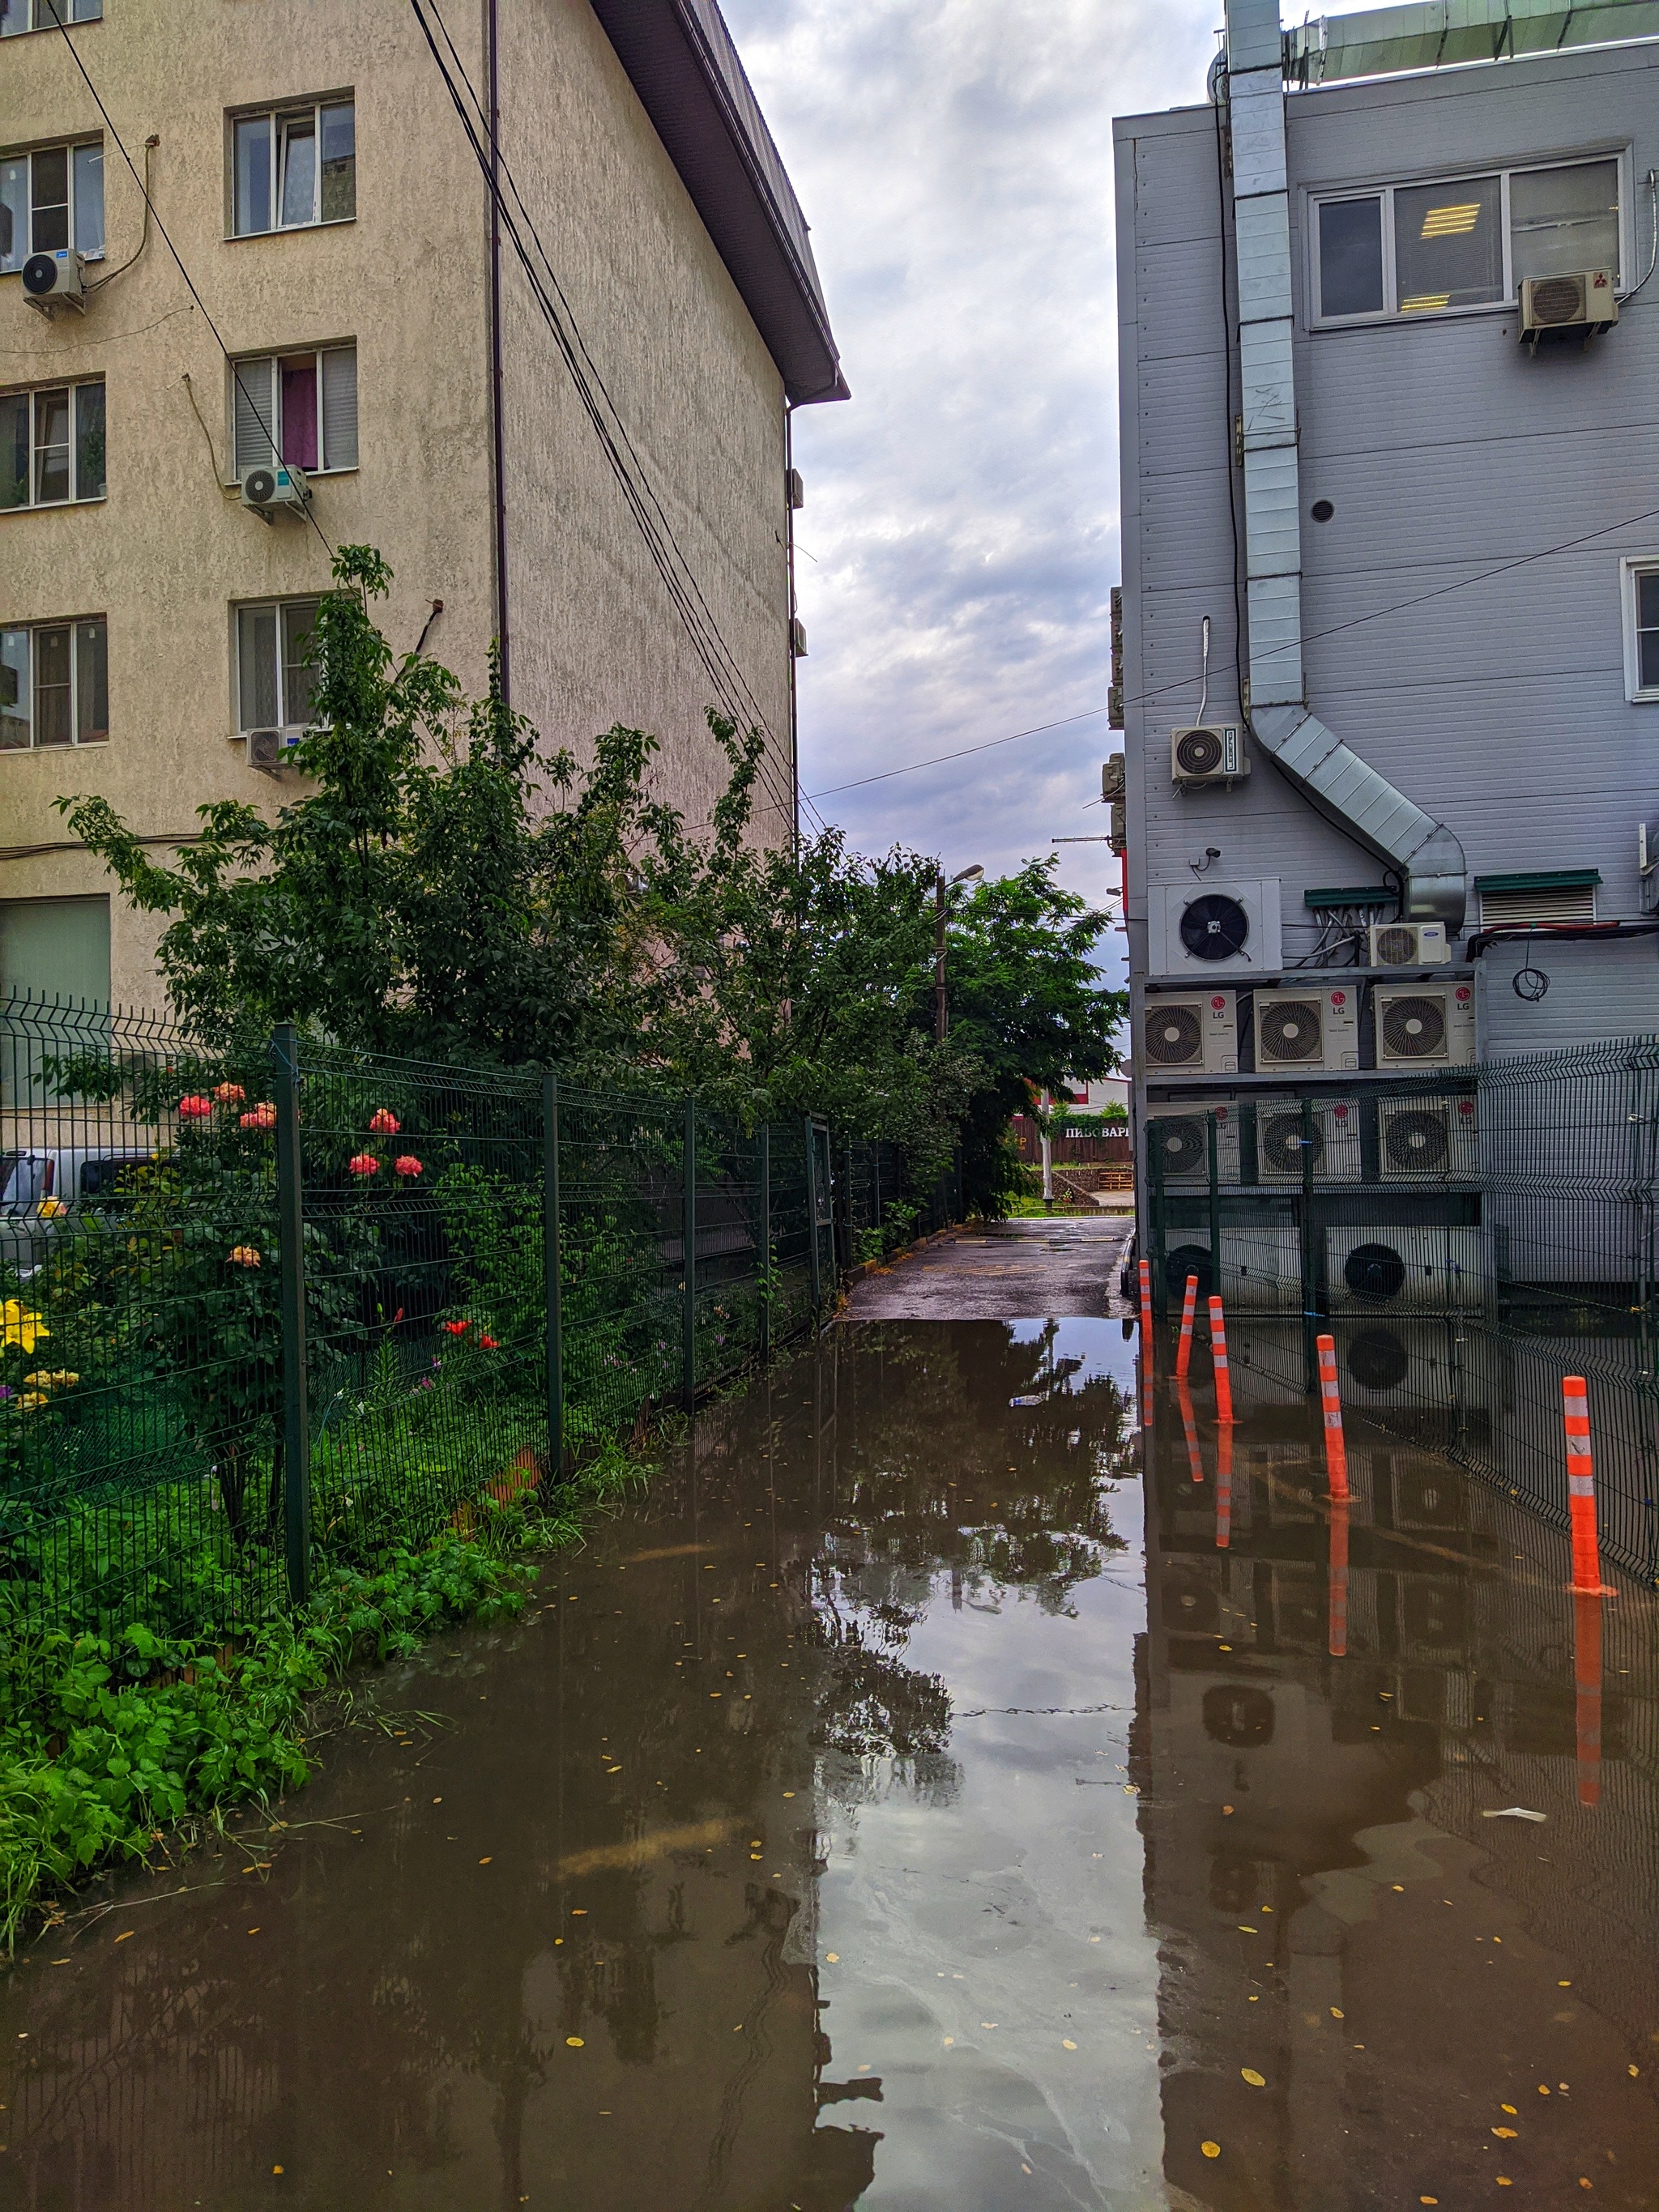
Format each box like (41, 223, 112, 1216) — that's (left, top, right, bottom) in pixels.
(1222, 0, 1467, 930)
(487, 0, 511, 703)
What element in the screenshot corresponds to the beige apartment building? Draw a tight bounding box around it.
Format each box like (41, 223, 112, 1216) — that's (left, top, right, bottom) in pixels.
(0, 0, 844, 1008)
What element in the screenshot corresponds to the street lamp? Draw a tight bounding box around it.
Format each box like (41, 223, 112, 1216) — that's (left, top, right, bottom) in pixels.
(935, 863, 983, 1043)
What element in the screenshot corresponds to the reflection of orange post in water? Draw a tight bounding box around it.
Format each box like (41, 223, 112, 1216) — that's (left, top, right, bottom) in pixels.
(1328, 1495, 1350, 1657)
(1175, 1273, 1199, 1380)
(1208, 1297, 1234, 1426)
(1216, 1419, 1233, 1549)
(1177, 1379, 1205, 1485)
(1316, 1333, 1350, 1503)
(1572, 1588, 1603, 1807)
(1138, 1258, 1154, 1428)
(1563, 1378, 1610, 1595)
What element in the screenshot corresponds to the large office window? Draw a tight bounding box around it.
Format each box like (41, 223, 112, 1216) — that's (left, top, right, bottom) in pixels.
(0, 141, 104, 271)
(232, 100, 355, 236)
(230, 347, 356, 475)
(1313, 156, 1622, 323)
(0, 617, 107, 748)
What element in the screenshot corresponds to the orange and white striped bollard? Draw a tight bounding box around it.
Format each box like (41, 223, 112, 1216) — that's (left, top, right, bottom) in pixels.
(1175, 1273, 1199, 1381)
(1137, 1255, 1154, 1427)
(1208, 1296, 1235, 1426)
(1572, 1588, 1603, 1807)
(1177, 1379, 1204, 1485)
(1215, 1418, 1232, 1550)
(1562, 1377, 1609, 1595)
(1316, 1333, 1349, 1503)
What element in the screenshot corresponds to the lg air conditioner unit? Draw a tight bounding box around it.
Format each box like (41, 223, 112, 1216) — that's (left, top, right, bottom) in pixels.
(1146, 1102, 1240, 1188)
(1143, 990, 1237, 1075)
(1147, 881, 1281, 978)
(21, 248, 86, 311)
(239, 462, 310, 516)
(1378, 1096, 1478, 1182)
(1374, 982, 1476, 1068)
(245, 727, 301, 772)
(1253, 986, 1359, 1073)
(1520, 269, 1618, 341)
(1327, 1227, 1486, 1311)
(1171, 725, 1248, 786)
(1255, 1097, 1362, 1184)
(1367, 921, 1449, 968)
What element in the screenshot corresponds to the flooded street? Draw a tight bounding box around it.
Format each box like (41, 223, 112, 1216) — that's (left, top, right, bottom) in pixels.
(2, 1288, 1658, 2207)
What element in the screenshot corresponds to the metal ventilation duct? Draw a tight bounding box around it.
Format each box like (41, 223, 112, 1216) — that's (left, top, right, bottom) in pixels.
(1284, 0, 1659, 87)
(1224, 0, 1469, 928)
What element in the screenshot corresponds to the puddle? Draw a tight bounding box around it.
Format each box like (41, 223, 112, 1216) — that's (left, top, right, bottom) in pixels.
(1, 1318, 1656, 2208)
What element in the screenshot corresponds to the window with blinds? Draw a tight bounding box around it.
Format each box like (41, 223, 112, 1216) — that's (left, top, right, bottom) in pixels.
(231, 346, 356, 477)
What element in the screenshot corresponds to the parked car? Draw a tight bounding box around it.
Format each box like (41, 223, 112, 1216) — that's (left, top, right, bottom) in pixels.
(0, 1147, 159, 1280)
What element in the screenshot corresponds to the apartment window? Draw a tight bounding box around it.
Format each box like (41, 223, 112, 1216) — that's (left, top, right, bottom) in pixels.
(1623, 560, 1659, 703)
(231, 346, 356, 478)
(232, 100, 355, 236)
(1, 380, 104, 507)
(236, 599, 319, 732)
(0, 0, 102, 34)
(1312, 156, 1622, 323)
(0, 141, 104, 271)
(0, 617, 108, 748)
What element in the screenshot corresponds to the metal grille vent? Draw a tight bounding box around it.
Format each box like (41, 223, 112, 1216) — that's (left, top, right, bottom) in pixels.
(1146, 1006, 1203, 1065)
(1179, 894, 1250, 962)
(1373, 924, 1418, 965)
(1175, 727, 1224, 777)
(1380, 995, 1446, 1059)
(1477, 883, 1597, 927)
(1383, 1107, 1449, 1174)
(1531, 274, 1587, 326)
(1258, 999, 1322, 1063)
(1152, 1118, 1206, 1175)
(1260, 1113, 1322, 1175)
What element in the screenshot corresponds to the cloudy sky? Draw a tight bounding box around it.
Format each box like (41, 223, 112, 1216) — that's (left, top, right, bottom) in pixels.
(721, 0, 1219, 974)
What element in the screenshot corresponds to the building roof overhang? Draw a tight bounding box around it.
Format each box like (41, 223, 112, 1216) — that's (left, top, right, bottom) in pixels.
(590, 0, 849, 407)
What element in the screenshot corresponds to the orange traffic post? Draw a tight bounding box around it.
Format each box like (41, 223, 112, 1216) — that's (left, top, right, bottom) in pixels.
(1215, 1418, 1233, 1550)
(1208, 1297, 1235, 1426)
(1316, 1333, 1349, 1503)
(1177, 1379, 1205, 1485)
(1175, 1273, 1199, 1380)
(1563, 1378, 1611, 1595)
(1328, 1496, 1350, 1658)
(1572, 1588, 1603, 1808)
(1137, 1256, 1155, 1428)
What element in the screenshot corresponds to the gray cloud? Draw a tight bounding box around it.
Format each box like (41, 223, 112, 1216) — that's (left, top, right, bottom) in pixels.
(722, 0, 1218, 982)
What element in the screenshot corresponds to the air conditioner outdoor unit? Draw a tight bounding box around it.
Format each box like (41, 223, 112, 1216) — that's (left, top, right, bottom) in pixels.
(1367, 921, 1449, 968)
(1378, 1096, 1478, 1181)
(1146, 1101, 1240, 1187)
(240, 463, 310, 516)
(1155, 1225, 1299, 1312)
(1255, 1097, 1362, 1183)
(21, 248, 86, 310)
(1253, 986, 1359, 1072)
(1143, 990, 1237, 1074)
(1147, 881, 1281, 978)
(1327, 1227, 1486, 1311)
(245, 727, 301, 772)
(1374, 982, 1476, 1068)
(1520, 269, 1618, 341)
(1171, 725, 1248, 786)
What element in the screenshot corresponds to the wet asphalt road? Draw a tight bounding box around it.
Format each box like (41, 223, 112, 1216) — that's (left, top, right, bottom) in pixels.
(847, 1217, 1132, 1321)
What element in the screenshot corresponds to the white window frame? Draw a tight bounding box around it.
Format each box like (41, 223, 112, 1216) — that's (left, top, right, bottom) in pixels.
(0, 139, 105, 272)
(0, 378, 105, 509)
(228, 97, 355, 238)
(1621, 556, 1659, 705)
(228, 345, 357, 479)
(0, 616, 109, 751)
(1308, 150, 1631, 327)
(0, 1, 103, 36)
(232, 596, 322, 736)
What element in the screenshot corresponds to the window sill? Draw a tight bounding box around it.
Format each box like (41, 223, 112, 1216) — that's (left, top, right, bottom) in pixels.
(0, 741, 108, 756)
(0, 496, 108, 517)
(1311, 297, 1526, 334)
(224, 218, 356, 244)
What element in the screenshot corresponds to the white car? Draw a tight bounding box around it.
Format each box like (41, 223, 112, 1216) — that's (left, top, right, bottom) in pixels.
(0, 1146, 158, 1279)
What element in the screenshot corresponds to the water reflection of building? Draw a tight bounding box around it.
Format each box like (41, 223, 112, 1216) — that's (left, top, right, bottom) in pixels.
(1138, 1345, 1659, 2205)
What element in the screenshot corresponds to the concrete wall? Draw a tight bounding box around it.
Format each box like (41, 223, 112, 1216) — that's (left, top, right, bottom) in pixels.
(0, 0, 796, 1013)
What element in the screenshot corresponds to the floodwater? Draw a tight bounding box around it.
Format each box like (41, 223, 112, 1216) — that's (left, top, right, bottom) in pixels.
(2, 1317, 1658, 2210)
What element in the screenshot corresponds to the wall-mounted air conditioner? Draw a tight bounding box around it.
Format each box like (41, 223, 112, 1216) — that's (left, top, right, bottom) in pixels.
(1520, 269, 1617, 342)
(22, 248, 86, 311)
(1327, 1227, 1486, 1311)
(1377, 1096, 1478, 1181)
(1171, 725, 1248, 786)
(1373, 982, 1475, 1068)
(1146, 1101, 1240, 1187)
(1255, 1097, 1362, 1183)
(1367, 922, 1449, 968)
(240, 463, 310, 516)
(1143, 990, 1237, 1074)
(245, 727, 301, 772)
(1147, 881, 1281, 978)
(1252, 985, 1359, 1072)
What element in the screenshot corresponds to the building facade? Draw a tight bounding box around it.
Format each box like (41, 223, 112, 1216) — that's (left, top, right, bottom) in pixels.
(1, 0, 842, 1008)
(1113, 0, 1659, 1305)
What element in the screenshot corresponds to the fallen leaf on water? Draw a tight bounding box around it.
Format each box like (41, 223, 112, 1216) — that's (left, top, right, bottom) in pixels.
(1330, 2008, 1344, 2020)
(825, 1952, 839, 1963)
(1421, 2197, 1439, 2206)
(1497, 2178, 1512, 2187)
(1482, 1807, 1546, 1822)
(273, 2167, 284, 2176)
(1201, 2142, 1221, 2159)
(565, 2036, 584, 2048)
(247, 1928, 260, 1936)
(1237, 1925, 1257, 1934)
(942, 2036, 954, 2047)
(1502, 2104, 1517, 2114)
(1221, 1805, 1235, 1815)
(478, 1856, 493, 1865)
(1492, 2127, 1518, 2139)
(1539, 2085, 1550, 2095)
(1631, 2066, 1640, 2078)
(1062, 2039, 1077, 2051)
(113, 1932, 134, 1944)
(1241, 2068, 1266, 2088)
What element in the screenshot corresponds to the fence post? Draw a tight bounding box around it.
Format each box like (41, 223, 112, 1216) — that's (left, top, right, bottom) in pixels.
(872, 1142, 881, 1251)
(1300, 1093, 1318, 1394)
(272, 1024, 310, 1605)
(682, 1101, 697, 1412)
(1148, 1123, 1168, 1318)
(822, 1126, 839, 1302)
(1207, 1110, 1222, 1303)
(806, 1116, 822, 1315)
(543, 1070, 564, 1475)
(758, 1123, 771, 1362)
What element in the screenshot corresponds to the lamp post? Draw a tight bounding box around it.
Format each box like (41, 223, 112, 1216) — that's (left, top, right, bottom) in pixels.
(935, 863, 983, 1043)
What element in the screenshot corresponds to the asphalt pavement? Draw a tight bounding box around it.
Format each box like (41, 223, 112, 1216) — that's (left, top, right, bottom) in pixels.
(843, 1215, 1132, 1321)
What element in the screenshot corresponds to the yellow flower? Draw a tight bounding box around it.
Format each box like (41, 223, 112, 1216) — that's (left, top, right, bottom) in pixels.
(37, 1196, 66, 1220)
(17, 1392, 49, 1410)
(23, 1370, 79, 1390)
(1, 1300, 47, 1353)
